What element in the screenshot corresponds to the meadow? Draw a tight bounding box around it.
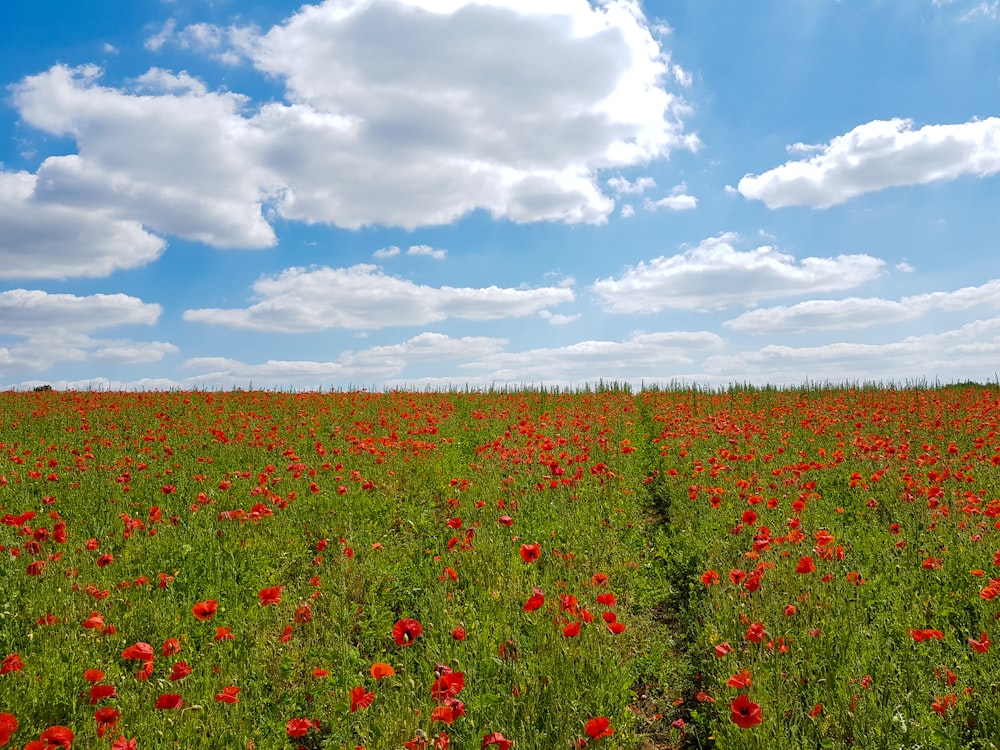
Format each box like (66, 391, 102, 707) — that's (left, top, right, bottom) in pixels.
(2, 385, 1000, 749)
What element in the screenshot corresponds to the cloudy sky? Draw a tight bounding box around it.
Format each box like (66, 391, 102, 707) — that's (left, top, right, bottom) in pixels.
(2, 0, 999, 390)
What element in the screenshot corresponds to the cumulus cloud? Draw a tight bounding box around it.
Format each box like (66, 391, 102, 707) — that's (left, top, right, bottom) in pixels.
(0, 290, 176, 375)
(644, 183, 697, 211)
(406, 244, 447, 260)
(607, 175, 656, 194)
(738, 117, 1000, 209)
(725, 278, 1000, 333)
(183, 264, 575, 331)
(704, 317, 1000, 386)
(0, 171, 166, 279)
(592, 233, 884, 313)
(180, 332, 507, 386)
(4, 0, 697, 270)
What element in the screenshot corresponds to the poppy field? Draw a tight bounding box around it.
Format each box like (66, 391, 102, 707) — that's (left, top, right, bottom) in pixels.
(2, 385, 1000, 749)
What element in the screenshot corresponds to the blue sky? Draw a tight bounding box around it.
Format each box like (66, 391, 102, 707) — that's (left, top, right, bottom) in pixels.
(1, 0, 999, 390)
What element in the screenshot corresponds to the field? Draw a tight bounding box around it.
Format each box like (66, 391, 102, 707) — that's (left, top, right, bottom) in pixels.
(2, 385, 1000, 749)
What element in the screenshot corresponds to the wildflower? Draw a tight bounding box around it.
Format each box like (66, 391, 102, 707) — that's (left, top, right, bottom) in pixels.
(215, 686, 240, 704)
(349, 686, 375, 713)
(727, 670, 752, 689)
(596, 593, 616, 607)
(122, 642, 154, 661)
(1, 654, 24, 674)
(519, 544, 541, 563)
(89, 684, 116, 704)
(481, 732, 514, 749)
(169, 661, 192, 681)
(286, 718, 316, 738)
(714, 642, 732, 658)
(111, 738, 137, 750)
(161, 638, 181, 656)
(94, 707, 120, 737)
(258, 586, 283, 606)
(969, 631, 991, 653)
(393, 618, 423, 646)
(808, 703, 823, 717)
(796, 556, 816, 574)
(932, 693, 957, 716)
(432, 672, 465, 703)
(84, 669, 105, 683)
(562, 621, 582, 637)
(0, 713, 17, 746)
(156, 693, 183, 710)
(192, 600, 218, 621)
(451, 626, 467, 641)
(701, 569, 720, 586)
(523, 591, 545, 612)
(745, 622, 766, 643)
(38, 726, 74, 748)
(730, 694, 763, 729)
(584, 717, 614, 739)
(370, 662, 396, 680)
(608, 621, 626, 634)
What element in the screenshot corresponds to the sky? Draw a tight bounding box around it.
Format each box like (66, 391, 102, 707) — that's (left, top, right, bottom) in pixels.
(1, 0, 999, 391)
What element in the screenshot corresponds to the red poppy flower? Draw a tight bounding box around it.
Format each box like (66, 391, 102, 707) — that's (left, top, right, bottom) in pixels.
(523, 592, 545, 612)
(286, 718, 315, 738)
(701, 570, 720, 586)
(585, 717, 614, 739)
(370, 662, 396, 680)
(258, 586, 283, 606)
(481, 732, 514, 749)
(38, 726, 74, 748)
(214, 627, 235, 641)
(84, 669, 105, 683)
(192, 600, 218, 621)
(969, 631, 991, 653)
(451, 626, 466, 641)
(745, 622, 766, 643)
(349, 685, 375, 713)
(94, 707, 120, 737)
(169, 661, 192, 681)
(82, 611, 105, 630)
(156, 693, 183, 710)
(608, 621, 626, 634)
(121, 642, 154, 661)
(393, 618, 423, 646)
(432, 672, 465, 703)
(89, 684, 116, 704)
(796, 556, 816, 574)
(730, 695, 762, 729)
(111, 738, 137, 750)
(714, 642, 732, 658)
(431, 705, 458, 725)
(727, 670, 752, 689)
(0, 713, 17, 747)
(215, 686, 240, 704)
(161, 638, 181, 656)
(562, 621, 581, 637)
(596, 593, 616, 607)
(519, 544, 541, 563)
(0, 654, 23, 675)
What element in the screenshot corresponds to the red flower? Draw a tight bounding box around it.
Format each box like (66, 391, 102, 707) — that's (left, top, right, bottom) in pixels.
(94, 707, 120, 738)
(156, 693, 183, 710)
(169, 661, 192, 681)
(349, 685, 375, 713)
(451, 626, 466, 641)
(214, 627, 235, 641)
(523, 592, 545, 612)
(608, 622, 626, 634)
(89, 684, 116, 704)
(727, 670, 753, 689)
(431, 705, 458, 725)
(84, 669, 105, 683)
(258, 586, 283, 606)
(714, 642, 732, 658)
(796, 556, 815, 574)
(596, 593, 616, 607)
(38, 726, 74, 748)
(370, 662, 396, 680)
(701, 570, 720, 586)
(481, 732, 514, 749)
(0, 654, 23, 675)
(519, 544, 541, 563)
(161, 638, 181, 656)
(585, 717, 614, 739)
(215, 686, 240, 704)
(286, 718, 316, 738)
(562, 621, 582, 638)
(121, 642, 154, 661)
(0, 713, 17, 747)
(432, 672, 465, 703)
(730, 695, 762, 729)
(393, 618, 423, 646)
(111, 738, 137, 750)
(969, 631, 991, 653)
(745, 622, 766, 643)
(192, 600, 218, 621)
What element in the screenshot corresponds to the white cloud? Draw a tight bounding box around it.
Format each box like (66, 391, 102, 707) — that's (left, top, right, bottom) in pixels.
(0, 171, 166, 279)
(373, 245, 401, 259)
(538, 309, 581, 325)
(458, 329, 724, 382)
(739, 117, 1000, 209)
(704, 317, 1000, 386)
(13, 64, 281, 249)
(180, 332, 507, 386)
(592, 233, 884, 313)
(620, 204, 635, 217)
(7, 0, 697, 257)
(607, 175, 656, 194)
(407, 244, 447, 260)
(725, 278, 1000, 334)
(183, 264, 575, 331)
(0, 290, 175, 375)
